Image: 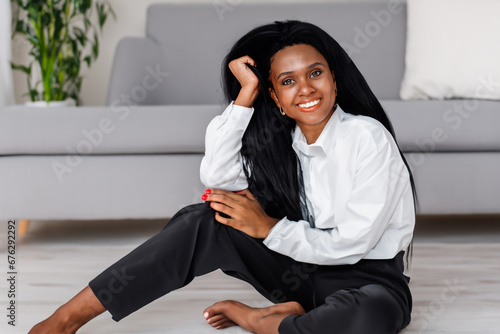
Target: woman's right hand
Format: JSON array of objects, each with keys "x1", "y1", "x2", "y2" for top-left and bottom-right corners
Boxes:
[{"x1": 228, "y1": 56, "x2": 260, "y2": 108}]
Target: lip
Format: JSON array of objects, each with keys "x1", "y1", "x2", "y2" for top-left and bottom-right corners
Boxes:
[{"x1": 296, "y1": 98, "x2": 322, "y2": 113}]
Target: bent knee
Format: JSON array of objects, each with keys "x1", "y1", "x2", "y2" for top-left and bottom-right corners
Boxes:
[
  {"x1": 280, "y1": 285, "x2": 403, "y2": 333},
  {"x1": 162, "y1": 202, "x2": 215, "y2": 230},
  {"x1": 322, "y1": 285, "x2": 403, "y2": 333}
]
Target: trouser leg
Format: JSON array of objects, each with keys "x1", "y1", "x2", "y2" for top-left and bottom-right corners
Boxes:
[
  {"x1": 89, "y1": 203, "x2": 314, "y2": 321},
  {"x1": 278, "y1": 284, "x2": 405, "y2": 334}
]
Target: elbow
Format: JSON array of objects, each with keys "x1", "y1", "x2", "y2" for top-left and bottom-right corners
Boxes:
[
  {"x1": 200, "y1": 170, "x2": 247, "y2": 191},
  {"x1": 200, "y1": 159, "x2": 248, "y2": 190},
  {"x1": 200, "y1": 170, "x2": 222, "y2": 189}
]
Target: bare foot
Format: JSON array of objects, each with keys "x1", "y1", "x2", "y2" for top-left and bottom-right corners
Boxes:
[
  {"x1": 28, "y1": 310, "x2": 80, "y2": 334},
  {"x1": 28, "y1": 286, "x2": 105, "y2": 334},
  {"x1": 203, "y1": 300, "x2": 305, "y2": 332}
]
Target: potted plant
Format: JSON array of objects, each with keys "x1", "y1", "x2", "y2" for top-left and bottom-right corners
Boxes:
[{"x1": 11, "y1": 0, "x2": 115, "y2": 106}]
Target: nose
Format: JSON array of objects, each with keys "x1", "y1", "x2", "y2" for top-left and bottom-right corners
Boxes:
[{"x1": 298, "y1": 78, "x2": 315, "y2": 96}]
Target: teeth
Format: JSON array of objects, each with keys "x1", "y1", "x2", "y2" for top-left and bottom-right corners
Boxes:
[{"x1": 298, "y1": 99, "x2": 320, "y2": 108}]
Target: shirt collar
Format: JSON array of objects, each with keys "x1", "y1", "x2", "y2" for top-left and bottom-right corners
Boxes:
[{"x1": 292, "y1": 104, "x2": 345, "y2": 158}]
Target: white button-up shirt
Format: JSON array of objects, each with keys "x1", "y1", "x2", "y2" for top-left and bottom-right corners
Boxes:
[{"x1": 200, "y1": 102, "x2": 415, "y2": 265}]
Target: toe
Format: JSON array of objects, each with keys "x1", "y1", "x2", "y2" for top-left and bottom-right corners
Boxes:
[
  {"x1": 216, "y1": 320, "x2": 237, "y2": 329},
  {"x1": 203, "y1": 300, "x2": 235, "y2": 318},
  {"x1": 207, "y1": 314, "x2": 225, "y2": 326}
]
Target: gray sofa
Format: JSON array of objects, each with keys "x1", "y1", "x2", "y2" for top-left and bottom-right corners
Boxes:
[{"x1": 1, "y1": 2, "x2": 499, "y2": 227}]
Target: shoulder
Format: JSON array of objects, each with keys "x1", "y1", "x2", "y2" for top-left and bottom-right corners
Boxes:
[{"x1": 338, "y1": 112, "x2": 396, "y2": 151}]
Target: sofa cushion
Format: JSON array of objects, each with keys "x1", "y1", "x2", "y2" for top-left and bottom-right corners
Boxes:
[
  {"x1": 400, "y1": 0, "x2": 500, "y2": 100},
  {"x1": 382, "y1": 100, "x2": 500, "y2": 152},
  {"x1": 0, "y1": 104, "x2": 221, "y2": 155}
]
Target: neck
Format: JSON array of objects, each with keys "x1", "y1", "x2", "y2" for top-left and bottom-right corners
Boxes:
[{"x1": 300, "y1": 105, "x2": 336, "y2": 144}]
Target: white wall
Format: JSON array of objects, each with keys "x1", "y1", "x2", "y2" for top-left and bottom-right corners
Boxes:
[
  {"x1": 1, "y1": 0, "x2": 14, "y2": 107},
  {"x1": 11, "y1": 0, "x2": 365, "y2": 106}
]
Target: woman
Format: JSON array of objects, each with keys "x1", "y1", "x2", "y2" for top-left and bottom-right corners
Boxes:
[{"x1": 30, "y1": 20, "x2": 415, "y2": 334}]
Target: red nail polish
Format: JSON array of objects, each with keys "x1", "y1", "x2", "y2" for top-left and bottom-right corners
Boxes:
[
  {"x1": 205, "y1": 189, "x2": 212, "y2": 194},
  {"x1": 201, "y1": 194, "x2": 207, "y2": 201}
]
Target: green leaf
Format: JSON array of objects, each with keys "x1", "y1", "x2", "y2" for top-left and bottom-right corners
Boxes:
[
  {"x1": 73, "y1": 27, "x2": 87, "y2": 46},
  {"x1": 92, "y1": 32, "x2": 98, "y2": 58},
  {"x1": 82, "y1": 0, "x2": 92, "y2": 13},
  {"x1": 41, "y1": 12, "x2": 51, "y2": 27},
  {"x1": 29, "y1": 89, "x2": 39, "y2": 101},
  {"x1": 11, "y1": 62, "x2": 32, "y2": 75},
  {"x1": 73, "y1": 0, "x2": 82, "y2": 12},
  {"x1": 83, "y1": 55, "x2": 92, "y2": 67},
  {"x1": 83, "y1": 17, "x2": 91, "y2": 31},
  {"x1": 75, "y1": 77, "x2": 82, "y2": 91},
  {"x1": 58, "y1": 69, "x2": 65, "y2": 83},
  {"x1": 14, "y1": 20, "x2": 25, "y2": 34},
  {"x1": 100, "y1": 12, "x2": 107, "y2": 29},
  {"x1": 108, "y1": 2, "x2": 117, "y2": 20},
  {"x1": 54, "y1": 11, "x2": 64, "y2": 36},
  {"x1": 25, "y1": 31, "x2": 40, "y2": 46},
  {"x1": 28, "y1": 51, "x2": 40, "y2": 59},
  {"x1": 70, "y1": 39, "x2": 78, "y2": 55},
  {"x1": 97, "y1": 3, "x2": 106, "y2": 28}
]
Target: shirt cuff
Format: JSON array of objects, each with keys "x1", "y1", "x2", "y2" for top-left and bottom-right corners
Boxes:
[
  {"x1": 225, "y1": 101, "x2": 254, "y2": 127},
  {"x1": 263, "y1": 216, "x2": 289, "y2": 247}
]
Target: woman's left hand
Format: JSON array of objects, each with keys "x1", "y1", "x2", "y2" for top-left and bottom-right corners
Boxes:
[{"x1": 202, "y1": 188, "x2": 281, "y2": 239}]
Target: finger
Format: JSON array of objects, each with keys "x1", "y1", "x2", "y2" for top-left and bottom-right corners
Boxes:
[
  {"x1": 209, "y1": 199, "x2": 238, "y2": 221},
  {"x1": 235, "y1": 188, "x2": 256, "y2": 200},
  {"x1": 209, "y1": 188, "x2": 237, "y2": 196},
  {"x1": 209, "y1": 201, "x2": 229, "y2": 214},
  {"x1": 244, "y1": 189, "x2": 257, "y2": 200},
  {"x1": 238, "y1": 55, "x2": 256, "y2": 67},
  {"x1": 206, "y1": 189, "x2": 242, "y2": 204},
  {"x1": 214, "y1": 211, "x2": 232, "y2": 226},
  {"x1": 229, "y1": 57, "x2": 256, "y2": 73}
]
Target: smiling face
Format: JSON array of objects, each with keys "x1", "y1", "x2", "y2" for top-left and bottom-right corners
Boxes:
[{"x1": 268, "y1": 44, "x2": 337, "y2": 144}]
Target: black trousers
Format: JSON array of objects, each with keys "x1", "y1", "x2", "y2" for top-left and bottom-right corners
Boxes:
[{"x1": 89, "y1": 203, "x2": 412, "y2": 333}]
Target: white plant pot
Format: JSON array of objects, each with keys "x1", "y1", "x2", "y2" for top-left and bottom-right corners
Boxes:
[{"x1": 25, "y1": 98, "x2": 76, "y2": 107}]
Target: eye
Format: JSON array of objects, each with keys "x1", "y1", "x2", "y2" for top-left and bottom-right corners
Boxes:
[
  {"x1": 311, "y1": 70, "x2": 322, "y2": 78},
  {"x1": 281, "y1": 78, "x2": 295, "y2": 86}
]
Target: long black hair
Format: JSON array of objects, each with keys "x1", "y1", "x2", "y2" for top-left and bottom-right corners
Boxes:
[{"x1": 221, "y1": 20, "x2": 417, "y2": 241}]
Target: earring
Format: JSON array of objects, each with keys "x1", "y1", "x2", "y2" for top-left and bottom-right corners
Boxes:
[{"x1": 279, "y1": 107, "x2": 285, "y2": 116}]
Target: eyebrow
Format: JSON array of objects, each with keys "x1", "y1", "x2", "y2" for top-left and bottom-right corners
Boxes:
[{"x1": 276, "y1": 62, "x2": 325, "y2": 80}]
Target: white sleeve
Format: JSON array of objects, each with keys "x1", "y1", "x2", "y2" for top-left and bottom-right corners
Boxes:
[
  {"x1": 263, "y1": 127, "x2": 412, "y2": 265},
  {"x1": 200, "y1": 101, "x2": 254, "y2": 190}
]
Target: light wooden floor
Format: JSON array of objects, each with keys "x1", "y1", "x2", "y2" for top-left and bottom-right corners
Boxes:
[{"x1": 1, "y1": 216, "x2": 499, "y2": 334}]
